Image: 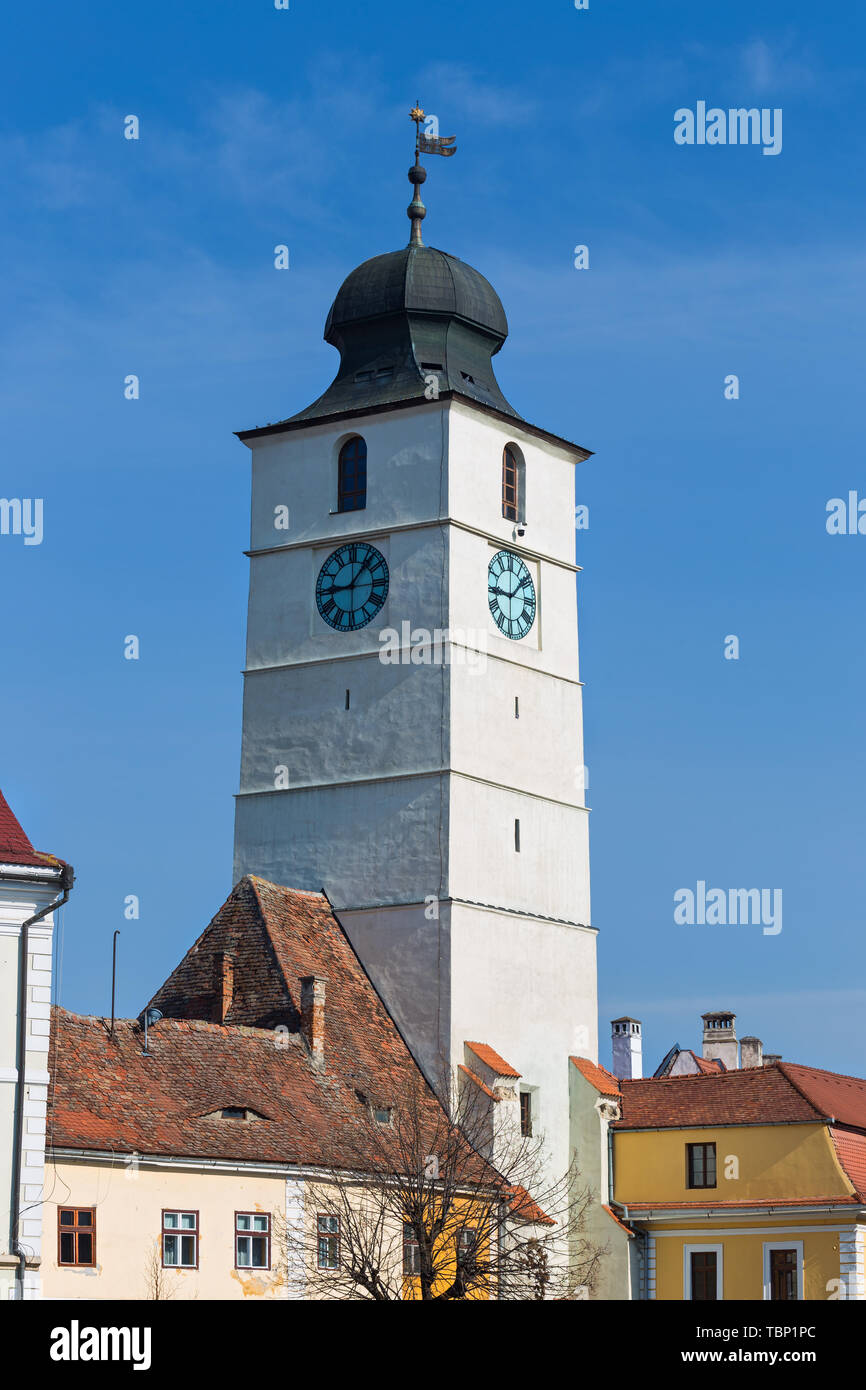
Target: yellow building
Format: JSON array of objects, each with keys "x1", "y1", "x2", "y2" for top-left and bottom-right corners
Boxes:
[{"x1": 574, "y1": 1056, "x2": 866, "y2": 1301}]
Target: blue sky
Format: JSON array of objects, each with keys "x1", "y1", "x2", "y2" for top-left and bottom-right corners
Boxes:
[{"x1": 2, "y1": 0, "x2": 864, "y2": 1074}]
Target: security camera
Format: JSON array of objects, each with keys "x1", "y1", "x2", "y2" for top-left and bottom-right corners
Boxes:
[{"x1": 515, "y1": 523, "x2": 526, "y2": 539}]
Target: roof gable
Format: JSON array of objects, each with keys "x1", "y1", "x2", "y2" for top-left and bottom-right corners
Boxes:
[{"x1": 0, "y1": 787, "x2": 53, "y2": 868}]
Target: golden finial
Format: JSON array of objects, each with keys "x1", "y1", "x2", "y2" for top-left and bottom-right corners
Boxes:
[{"x1": 409, "y1": 105, "x2": 425, "y2": 123}]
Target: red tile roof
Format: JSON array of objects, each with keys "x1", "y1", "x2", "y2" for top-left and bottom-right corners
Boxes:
[
  {"x1": 458, "y1": 1064, "x2": 498, "y2": 1101},
  {"x1": 508, "y1": 1185, "x2": 554, "y2": 1226},
  {"x1": 829, "y1": 1128, "x2": 866, "y2": 1200},
  {"x1": 0, "y1": 787, "x2": 56, "y2": 868},
  {"x1": 47, "y1": 877, "x2": 484, "y2": 1176},
  {"x1": 689, "y1": 1051, "x2": 725, "y2": 1075},
  {"x1": 615, "y1": 1065, "x2": 826, "y2": 1129},
  {"x1": 602, "y1": 1203, "x2": 633, "y2": 1235},
  {"x1": 780, "y1": 1063, "x2": 866, "y2": 1130},
  {"x1": 465, "y1": 1042, "x2": 521, "y2": 1078},
  {"x1": 570, "y1": 1056, "x2": 621, "y2": 1098},
  {"x1": 621, "y1": 1196, "x2": 859, "y2": 1211}
]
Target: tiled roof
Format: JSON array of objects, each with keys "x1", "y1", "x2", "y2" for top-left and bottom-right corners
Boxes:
[
  {"x1": 458, "y1": 1064, "x2": 498, "y2": 1101},
  {"x1": 0, "y1": 787, "x2": 56, "y2": 868},
  {"x1": 689, "y1": 1051, "x2": 725, "y2": 1075},
  {"x1": 829, "y1": 1128, "x2": 866, "y2": 1200},
  {"x1": 508, "y1": 1185, "x2": 554, "y2": 1226},
  {"x1": 621, "y1": 1196, "x2": 859, "y2": 1211},
  {"x1": 47, "y1": 877, "x2": 482, "y2": 1175},
  {"x1": 779, "y1": 1063, "x2": 866, "y2": 1130},
  {"x1": 570, "y1": 1056, "x2": 621, "y2": 1098},
  {"x1": 465, "y1": 1042, "x2": 521, "y2": 1079},
  {"x1": 615, "y1": 1065, "x2": 826, "y2": 1129},
  {"x1": 603, "y1": 1203, "x2": 633, "y2": 1235}
]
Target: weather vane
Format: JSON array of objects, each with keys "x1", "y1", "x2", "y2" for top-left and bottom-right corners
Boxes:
[{"x1": 407, "y1": 103, "x2": 457, "y2": 246}]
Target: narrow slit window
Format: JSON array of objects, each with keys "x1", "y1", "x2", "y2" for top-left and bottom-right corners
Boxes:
[
  {"x1": 502, "y1": 445, "x2": 525, "y2": 523},
  {"x1": 514, "y1": 696, "x2": 519, "y2": 719},
  {"x1": 338, "y1": 436, "x2": 367, "y2": 513},
  {"x1": 345, "y1": 689, "x2": 350, "y2": 710},
  {"x1": 514, "y1": 818, "x2": 521, "y2": 852}
]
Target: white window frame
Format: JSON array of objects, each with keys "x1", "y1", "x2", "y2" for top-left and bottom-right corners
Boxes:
[
  {"x1": 236, "y1": 1212, "x2": 271, "y2": 1270},
  {"x1": 763, "y1": 1240, "x2": 803, "y2": 1301},
  {"x1": 162, "y1": 1210, "x2": 198, "y2": 1269},
  {"x1": 683, "y1": 1242, "x2": 724, "y2": 1301}
]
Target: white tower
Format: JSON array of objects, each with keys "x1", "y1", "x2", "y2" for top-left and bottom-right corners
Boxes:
[{"x1": 233, "y1": 158, "x2": 596, "y2": 1175}]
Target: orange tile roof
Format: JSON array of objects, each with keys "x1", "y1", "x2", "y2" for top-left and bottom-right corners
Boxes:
[
  {"x1": 603, "y1": 1203, "x2": 633, "y2": 1235},
  {"x1": 689, "y1": 1051, "x2": 725, "y2": 1075},
  {"x1": 458, "y1": 1064, "x2": 498, "y2": 1101},
  {"x1": 780, "y1": 1063, "x2": 866, "y2": 1130},
  {"x1": 622, "y1": 1196, "x2": 859, "y2": 1210},
  {"x1": 508, "y1": 1185, "x2": 555, "y2": 1226},
  {"x1": 615, "y1": 1065, "x2": 825, "y2": 1129},
  {"x1": 830, "y1": 1127, "x2": 866, "y2": 1200},
  {"x1": 570, "y1": 1055, "x2": 621, "y2": 1097},
  {"x1": 465, "y1": 1042, "x2": 521, "y2": 1078}
]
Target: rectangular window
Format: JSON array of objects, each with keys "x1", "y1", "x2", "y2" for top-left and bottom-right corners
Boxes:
[
  {"x1": 162, "y1": 1210, "x2": 199, "y2": 1269},
  {"x1": 686, "y1": 1142, "x2": 717, "y2": 1189},
  {"x1": 520, "y1": 1091, "x2": 533, "y2": 1138},
  {"x1": 514, "y1": 818, "x2": 521, "y2": 852},
  {"x1": 236, "y1": 1212, "x2": 270, "y2": 1270},
  {"x1": 317, "y1": 1214, "x2": 340, "y2": 1270},
  {"x1": 768, "y1": 1246, "x2": 800, "y2": 1301},
  {"x1": 690, "y1": 1250, "x2": 718, "y2": 1301},
  {"x1": 57, "y1": 1208, "x2": 95, "y2": 1267},
  {"x1": 403, "y1": 1222, "x2": 422, "y2": 1276},
  {"x1": 456, "y1": 1226, "x2": 479, "y2": 1274}
]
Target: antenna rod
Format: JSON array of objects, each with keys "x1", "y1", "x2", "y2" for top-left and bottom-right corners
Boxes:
[{"x1": 110, "y1": 930, "x2": 120, "y2": 1037}]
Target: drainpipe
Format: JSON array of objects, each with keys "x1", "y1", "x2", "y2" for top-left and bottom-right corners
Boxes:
[{"x1": 11, "y1": 861, "x2": 74, "y2": 1300}]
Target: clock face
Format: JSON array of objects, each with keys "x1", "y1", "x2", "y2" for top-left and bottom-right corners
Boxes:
[
  {"x1": 316, "y1": 542, "x2": 389, "y2": 632},
  {"x1": 488, "y1": 550, "x2": 536, "y2": 640}
]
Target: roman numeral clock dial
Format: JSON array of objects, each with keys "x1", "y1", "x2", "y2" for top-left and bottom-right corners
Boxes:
[
  {"x1": 488, "y1": 549, "x2": 536, "y2": 640},
  {"x1": 316, "y1": 542, "x2": 389, "y2": 632}
]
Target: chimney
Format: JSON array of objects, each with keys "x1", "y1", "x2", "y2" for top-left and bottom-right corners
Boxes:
[
  {"x1": 214, "y1": 951, "x2": 235, "y2": 1024},
  {"x1": 740, "y1": 1036, "x2": 763, "y2": 1069},
  {"x1": 763, "y1": 1053, "x2": 783, "y2": 1066},
  {"x1": 611, "y1": 1017, "x2": 643, "y2": 1080},
  {"x1": 300, "y1": 975, "x2": 326, "y2": 1063},
  {"x1": 701, "y1": 1011, "x2": 738, "y2": 1069}
]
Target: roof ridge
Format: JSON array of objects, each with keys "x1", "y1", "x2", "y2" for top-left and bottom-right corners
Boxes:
[{"x1": 780, "y1": 1060, "x2": 866, "y2": 1085}]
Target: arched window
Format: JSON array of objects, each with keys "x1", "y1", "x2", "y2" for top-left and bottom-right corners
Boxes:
[
  {"x1": 502, "y1": 445, "x2": 525, "y2": 523},
  {"x1": 338, "y1": 436, "x2": 367, "y2": 512}
]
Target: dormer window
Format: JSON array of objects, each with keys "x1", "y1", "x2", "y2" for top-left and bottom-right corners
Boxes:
[
  {"x1": 221, "y1": 1107, "x2": 246, "y2": 1119},
  {"x1": 372, "y1": 1105, "x2": 392, "y2": 1125},
  {"x1": 338, "y1": 436, "x2": 367, "y2": 513}
]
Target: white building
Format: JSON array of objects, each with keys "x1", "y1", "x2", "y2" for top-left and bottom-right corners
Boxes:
[
  {"x1": 0, "y1": 789, "x2": 72, "y2": 1299},
  {"x1": 232, "y1": 168, "x2": 597, "y2": 1180}
]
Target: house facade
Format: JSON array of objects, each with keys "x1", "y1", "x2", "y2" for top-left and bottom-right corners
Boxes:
[{"x1": 572, "y1": 1022, "x2": 866, "y2": 1301}]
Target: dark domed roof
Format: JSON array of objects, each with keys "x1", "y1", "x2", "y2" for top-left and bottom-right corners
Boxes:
[{"x1": 325, "y1": 245, "x2": 508, "y2": 344}]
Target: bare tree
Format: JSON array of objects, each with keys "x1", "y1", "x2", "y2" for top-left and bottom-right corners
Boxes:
[
  {"x1": 143, "y1": 1239, "x2": 178, "y2": 1300},
  {"x1": 277, "y1": 1063, "x2": 605, "y2": 1301}
]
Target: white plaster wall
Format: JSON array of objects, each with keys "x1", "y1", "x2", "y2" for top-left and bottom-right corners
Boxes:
[
  {"x1": 446, "y1": 400, "x2": 581, "y2": 567},
  {"x1": 247, "y1": 402, "x2": 448, "y2": 556},
  {"x1": 448, "y1": 775, "x2": 590, "y2": 924},
  {"x1": 450, "y1": 902, "x2": 597, "y2": 1177}
]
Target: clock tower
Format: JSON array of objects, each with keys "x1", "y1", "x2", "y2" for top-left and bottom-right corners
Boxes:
[{"x1": 233, "y1": 142, "x2": 597, "y2": 1177}]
